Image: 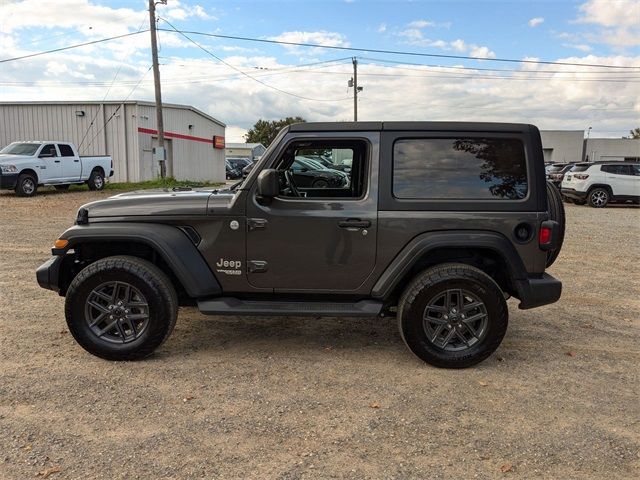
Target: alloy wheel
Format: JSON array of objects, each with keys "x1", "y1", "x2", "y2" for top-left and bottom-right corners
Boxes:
[
  {"x1": 84, "y1": 281, "x2": 150, "y2": 344},
  {"x1": 423, "y1": 289, "x2": 488, "y2": 351}
]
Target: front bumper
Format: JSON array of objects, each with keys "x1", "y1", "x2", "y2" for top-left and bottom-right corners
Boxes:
[
  {"x1": 516, "y1": 273, "x2": 562, "y2": 309},
  {"x1": 36, "y1": 256, "x2": 63, "y2": 293},
  {"x1": 0, "y1": 173, "x2": 18, "y2": 190},
  {"x1": 561, "y1": 188, "x2": 588, "y2": 201}
]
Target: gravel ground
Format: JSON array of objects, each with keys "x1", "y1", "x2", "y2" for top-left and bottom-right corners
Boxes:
[{"x1": 1, "y1": 187, "x2": 639, "y2": 479}]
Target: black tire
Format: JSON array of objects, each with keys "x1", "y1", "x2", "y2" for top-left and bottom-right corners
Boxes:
[
  {"x1": 65, "y1": 256, "x2": 178, "y2": 360},
  {"x1": 588, "y1": 187, "x2": 609, "y2": 208},
  {"x1": 54, "y1": 184, "x2": 70, "y2": 191},
  {"x1": 312, "y1": 179, "x2": 329, "y2": 188},
  {"x1": 545, "y1": 181, "x2": 565, "y2": 268},
  {"x1": 398, "y1": 263, "x2": 508, "y2": 368},
  {"x1": 15, "y1": 173, "x2": 38, "y2": 197},
  {"x1": 87, "y1": 169, "x2": 105, "y2": 191}
]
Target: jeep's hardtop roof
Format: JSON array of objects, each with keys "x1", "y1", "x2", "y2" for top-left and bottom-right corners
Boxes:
[{"x1": 287, "y1": 121, "x2": 537, "y2": 133}]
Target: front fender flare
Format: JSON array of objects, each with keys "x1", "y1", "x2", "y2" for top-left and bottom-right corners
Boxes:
[{"x1": 57, "y1": 223, "x2": 221, "y2": 298}]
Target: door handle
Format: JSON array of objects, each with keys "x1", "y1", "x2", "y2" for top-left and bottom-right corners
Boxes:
[
  {"x1": 338, "y1": 219, "x2": 371, "y2": 229},
  {"x1": 54, "y1": 160, "x2": 61, "y2": 163},
  {"x1": 74, "y1": 159, "x2": 79, "y2": 162},
  {"x1": 248, "y1": 218, "x2": 268, "y2": 231}
]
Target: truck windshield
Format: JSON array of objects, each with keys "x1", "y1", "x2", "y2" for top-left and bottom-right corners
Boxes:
[{"x1": 0, "y1": 143, "x2": 40, "y2": 156}]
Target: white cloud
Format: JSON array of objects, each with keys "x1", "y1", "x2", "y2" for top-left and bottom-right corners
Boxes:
[
  {"x1": 575, "y1": 0, "x2": 640, "y2": 47},
  {"x1": 397, "y1": 22, "x2": 494, "y2": 58},
  {"x1": 563, "y1": 43, "x2": 593, "y2": 52},
  {"x1": 377, "y1": 23, "x2": 387, "y2": 33},
  {"x1": 408, "y1": 19, "x2": 452, "y2": 29},
  {"x1": 267, "y1": 30, "x2": 349, "y2": 56},
  {"x1": 529, "y1": 17, "x2": 545, "y2": 27}
]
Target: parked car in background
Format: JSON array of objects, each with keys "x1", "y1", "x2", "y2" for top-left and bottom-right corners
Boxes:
[
  {"x1": 227, "y1": 157, "x2": 252, "y2": 171},
  {"x1": 546, "y1": 163, "x2": 575, "y2": 188},
  {"x1": 225, "y1": 160, "x2": 242, "y2": 180},
  {"x1": 292, "y1": 156, "x2": 349, "y2": 188},
  {"x1": 561, "y1": 162, "x2": 640, "y2": 207},
  {"x1": 0, "y1": 141, "x2": 112, "y2": 197}
]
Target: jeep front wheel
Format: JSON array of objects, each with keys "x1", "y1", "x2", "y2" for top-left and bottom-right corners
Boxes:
[
  {"x1": 65, "y1": 256, "x2": 178, "y2": 360},
  {"x1": 398, "y1": 263, "x2": 508, "y2": 368}
]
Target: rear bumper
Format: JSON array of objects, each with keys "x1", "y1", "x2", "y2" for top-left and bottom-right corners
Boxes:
[
  {"x1": 36, "y1": 256, "x2": 63, "y2": 293},
  {"x1": 516, "y1": 273, "x2": 562, "y2": 310},
  {"x1": 561, "y1": 188, "x2": 588, "y2": 201},
  {"x1": 0, "y1": 173, "x2": 18, "y2": 190}
]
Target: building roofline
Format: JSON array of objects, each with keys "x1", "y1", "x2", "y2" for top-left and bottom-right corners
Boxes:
[{"x1": 0, "y1": 100, "x2": 226, "y2": 128}]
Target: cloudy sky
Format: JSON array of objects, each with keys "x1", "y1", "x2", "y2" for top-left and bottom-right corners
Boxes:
[{"x1": 1, "y1": 0, "x2": 638, "y2": 141}]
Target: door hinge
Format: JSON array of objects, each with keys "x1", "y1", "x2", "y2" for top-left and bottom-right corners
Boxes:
[
  {"x1": 248, "y1": 260, "x2": 268, "y2": 273},
  {"x1": 248, "y1": 218, "x2": 268, "y2": 231}
]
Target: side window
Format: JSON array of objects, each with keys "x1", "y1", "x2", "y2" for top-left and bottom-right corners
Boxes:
[
  {"x1": 631, "y1": 164, "x2": 640, "y2": 176},
  {"x1": 393, "y1": 137, "x2": 528, "y2": 200},
  {"x1": 58, "y1": 144, "x2": 74, "y2": 157},
  {"x1": 40, "y1": 144, "x2": 58, "y2": 157},
  {"x1": 602, "y1": 165, "x2": 628, "y2": 175},
  {"x1": 276, "y1": 139, "x2": 368, "y2": 199}
]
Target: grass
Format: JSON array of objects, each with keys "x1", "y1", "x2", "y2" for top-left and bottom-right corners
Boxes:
[{"x1": 68, "y1": 177, "x2": 224, "y2": 192}]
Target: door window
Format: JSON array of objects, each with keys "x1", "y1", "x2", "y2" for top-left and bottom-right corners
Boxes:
[
  {"x1": 275, "y1": 140, "x2": 368, "y2": 199},
  {"x1": 602, "y1": 164, "x2": 631, "y2": 175},
  {"x1": 40, "y1": 144, "x2": 58, "y2": 157},
  {"x1": 58, "y1": 144, "x2": 75, "y2": 156}
]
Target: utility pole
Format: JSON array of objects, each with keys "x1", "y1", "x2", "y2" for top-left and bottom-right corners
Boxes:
[
  {"x1": 348, "y1": 57, "x2": 363, "y2": 121},
  {"x1": 149, "y1": 0, "x2": 167, "y2": 178}
]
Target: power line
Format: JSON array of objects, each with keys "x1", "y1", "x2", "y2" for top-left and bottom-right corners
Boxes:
[
  {"x1": 156, "y1": 28, "x2": 640, "y2": 70},
  {"x1": 0, "y1": 30, "x2": 149, "y2": 64},
  {"x1": 158, "y1": 18, "x2": 351, "y2": 102},
  {"x1": 81, "y1": 66, "x2": 152, "y2": 154},
  {"x1": 361, "y1": 56, "x2": 640, "y2": 75}
]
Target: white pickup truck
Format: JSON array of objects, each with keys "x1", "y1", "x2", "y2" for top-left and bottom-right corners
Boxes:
[{"x1": 0, "y1": 141, "x2": 113, "y2": 196}]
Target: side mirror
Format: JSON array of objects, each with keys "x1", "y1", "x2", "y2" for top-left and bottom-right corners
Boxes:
[{"x1": 257, "y1": 169, "x2": 280, "y2": 198}]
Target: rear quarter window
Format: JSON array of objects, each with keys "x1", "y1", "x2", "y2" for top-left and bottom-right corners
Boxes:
[{"x1": 393, "y1": 137, "x2": 528, "y2": 200}]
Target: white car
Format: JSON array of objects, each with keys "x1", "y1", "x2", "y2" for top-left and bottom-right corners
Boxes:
[
  {"x1": 0, "y1": 141, "x2": 113, "y2": 197},
  {"x1": 561, "y1": 162, "x2": 640, "y2": 207}
]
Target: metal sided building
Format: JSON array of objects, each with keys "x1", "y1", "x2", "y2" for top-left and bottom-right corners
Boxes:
[{"x1": 0, "y1": 101, "x2": 226, "y2": 183}]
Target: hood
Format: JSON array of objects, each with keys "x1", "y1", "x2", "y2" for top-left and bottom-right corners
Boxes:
[
  {"x1": 0, "y1": 154, "x2": 34, "y2": 165},
  {"x1": 80, "y1": 188, "x2": 236, "y2": 218}
]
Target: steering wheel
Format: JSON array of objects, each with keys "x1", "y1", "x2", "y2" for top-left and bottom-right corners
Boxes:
[{"x1": 284, "y1": 169, "x2": 301, "y2": 197}]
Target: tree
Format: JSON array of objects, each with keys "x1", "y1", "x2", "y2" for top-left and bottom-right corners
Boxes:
[
  {"x1": 244, "y1": 117, "x2": 306, "y2": 147},
  {"x1": 626, "y1": 127, "x2": 640, "y2": 139}
]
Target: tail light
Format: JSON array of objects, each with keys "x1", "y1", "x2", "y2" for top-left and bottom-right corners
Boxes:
[
  {"x1": 573, "y1": 173, "x2": 589, "y2": 180},
  {"x1": 539, "y1": 220, "x2": 558, "y2": 251}
]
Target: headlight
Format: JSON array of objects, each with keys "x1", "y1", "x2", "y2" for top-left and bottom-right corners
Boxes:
[{"x1": 0, "y1": 164, "x2": 18, "y2": 174}]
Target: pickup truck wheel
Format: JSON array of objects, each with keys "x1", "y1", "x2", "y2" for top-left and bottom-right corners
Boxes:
[
  {"x1": 87, "y1": 170, "x2": 105, "y2": 191},
  {"x1": 15, "y1": 173, "x2": 38, "y2": 197},
  {"x1": 398, "y1": 263, "x2": 508, "y2": 368},
  {"x1": 65, "y1": 256, "x2": 178, "y2": 360}
]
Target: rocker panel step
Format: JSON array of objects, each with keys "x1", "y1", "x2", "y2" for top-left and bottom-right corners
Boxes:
[{"x1": 197, "y1": 297, "x2": 383, "y2": 317}]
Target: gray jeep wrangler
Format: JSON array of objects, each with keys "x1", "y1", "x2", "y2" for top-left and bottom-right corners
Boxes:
[{"x1": 37, "y1": 122, "x2": 563, "y2": 368}]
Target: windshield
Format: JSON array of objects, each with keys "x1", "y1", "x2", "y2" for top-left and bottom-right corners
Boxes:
[{"x1": 0, "y1": 143, "x2": 40, "y2": 156}]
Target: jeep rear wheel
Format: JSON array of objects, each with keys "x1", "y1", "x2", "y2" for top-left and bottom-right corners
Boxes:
[
  {"x1": 398, "y1": 263, "x2": 508, "y2": 368},
  {"x1": 65, "y1": 256, "x2": 178, "y2": 360}
]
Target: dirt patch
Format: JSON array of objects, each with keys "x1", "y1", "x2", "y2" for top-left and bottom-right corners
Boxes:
[{"x1": 1, "y1": 188, "x2": 639, "y2": 479}]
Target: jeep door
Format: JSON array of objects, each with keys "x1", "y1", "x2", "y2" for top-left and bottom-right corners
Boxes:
[
  {"x1": 603, "y1": 164, "x2": 635, "y2": 196},
  {"x1": 245, "y1": 132, "x2": 379, "y2": 292}
]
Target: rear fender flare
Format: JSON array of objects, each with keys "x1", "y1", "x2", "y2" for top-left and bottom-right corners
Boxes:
[{"x1": 371, "y1": 230, "x2": 528, "y2": 299}]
